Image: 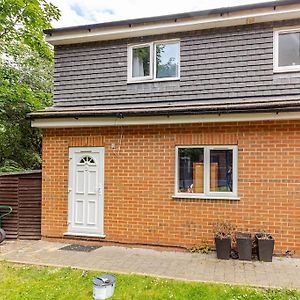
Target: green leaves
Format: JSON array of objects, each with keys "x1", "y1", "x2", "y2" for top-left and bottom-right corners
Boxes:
[
  {"x1": 0, "y1": 0, "x2": 60, "y2": 60},
  {"x1": 0, "y1": 0, "x2": 60, "y2": 172},
  {"x1": 0, "y1": 48, "x2": 52, "y2": 171}
]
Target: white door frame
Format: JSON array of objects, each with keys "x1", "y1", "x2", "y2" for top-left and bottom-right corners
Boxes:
[{"x1": 65, "y1": 147, "x2": 105, "y2": 237}]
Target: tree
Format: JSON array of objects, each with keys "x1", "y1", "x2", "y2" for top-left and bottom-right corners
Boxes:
[
  {"x1": 0, "y1": 0, "x2": 60, "y2": 172},
  {"x1": 0, "y1": 0, "x2": 60, "y2": 59}
]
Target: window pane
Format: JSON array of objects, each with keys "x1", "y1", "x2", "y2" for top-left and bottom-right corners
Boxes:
[
  {"x1": 210, "y1": 150, "x2": 233, "y2": 192},
  {"x1": 278, "y1": 32, "x2": 300, "y2": 67},
  {"x1": 132, "y1": 46, "x2": 150, "y2": 77},
  {"x1": 156, "y1": 43, "x2": 179, "y2": 78},
  {"x1": 178, "y1": 148, "x2": 204, "y2": 193}
]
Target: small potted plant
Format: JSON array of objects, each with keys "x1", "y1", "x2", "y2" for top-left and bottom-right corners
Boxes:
[
  {"x1": 213, "y1": 221, "x2": 234, "y2": 260},
  {"x1": 255, "y1": 231, "x2": 274, "y2": 262},
  {"x1": 236, "y1": 232, "x2": 252, "y2": 261}
]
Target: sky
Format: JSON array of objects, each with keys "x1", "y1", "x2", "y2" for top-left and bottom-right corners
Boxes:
[{"x1": 50, "y1": 0, "x2": 274, "y2": 28}]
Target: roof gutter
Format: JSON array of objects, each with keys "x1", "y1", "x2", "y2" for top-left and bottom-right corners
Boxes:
[
  {"x1": 45, "y1": 2, "x2": 300, "y2": 45},
  {"x1": 28, "y1": 97, "x2": 300, "y2": 119},
  {"x1": 31, "y1": 110, "x2": 300, "y2": 128}
]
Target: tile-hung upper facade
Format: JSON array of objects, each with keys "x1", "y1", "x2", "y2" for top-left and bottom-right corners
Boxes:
[
  {"x1": 52, "y1": 19, "x2": 300, "y2": 111},
  {"x1": 30, "y1": 0, "x2": 300, "y2": 118},
  {"x1": 31, "y1": 0, "x2": 300, "y2": 255}
]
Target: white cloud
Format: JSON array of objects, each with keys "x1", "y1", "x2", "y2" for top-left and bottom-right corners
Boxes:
[{"x1": 50, "y1": 0, "x2": 273, "y2": 28}]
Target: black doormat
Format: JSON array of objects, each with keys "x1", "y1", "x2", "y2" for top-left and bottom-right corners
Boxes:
[{"x1": 59, "y1": 244, "x2": 100, "y2": 252}]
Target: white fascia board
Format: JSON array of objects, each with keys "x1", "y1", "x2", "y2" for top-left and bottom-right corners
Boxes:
[
  {"x1": 31, "y1": 111, "x2": 300, "y2": 128},
  {"x1": 46, "y1": 5, "x2": 300, "y2": 45}
]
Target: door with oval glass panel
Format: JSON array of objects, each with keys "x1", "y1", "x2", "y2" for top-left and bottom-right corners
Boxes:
[{"x1": 67, "y1": 147, "x2": 104, "y2": 237}]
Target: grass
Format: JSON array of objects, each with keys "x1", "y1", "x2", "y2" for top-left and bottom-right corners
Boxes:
[{"x1": 0, "y1": 262, "x2": 299, "y2": 300}]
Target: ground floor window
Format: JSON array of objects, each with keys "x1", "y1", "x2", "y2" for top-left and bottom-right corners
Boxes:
[{"x1": 175, "y1": 145, "x2": 238, "y2": 199}]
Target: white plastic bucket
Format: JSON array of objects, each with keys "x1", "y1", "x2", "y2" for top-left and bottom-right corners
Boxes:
[{"x1": 93, "y1": 274, "x2": 116, "y2": 300}]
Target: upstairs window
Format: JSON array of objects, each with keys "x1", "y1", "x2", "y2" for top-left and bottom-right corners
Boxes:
[
  {"x1": 132, "y1": 45, "x2": 151, "y2": 79},
  {"x1": 274, "y1": 28, "x2": 300, "y2": 72},
  {"x1": 128, "y1": 40, "x2": 179, "y2": 82}
]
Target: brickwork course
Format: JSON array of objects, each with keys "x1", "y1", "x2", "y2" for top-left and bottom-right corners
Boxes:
[{"x1": 42, "y1": 120, "x2": 300, "y2": 255}]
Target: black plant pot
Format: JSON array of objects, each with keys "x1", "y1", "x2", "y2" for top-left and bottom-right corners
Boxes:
[
  {"x1": 236, "y1": 233, "x2": 252, "y2": 261},
  {"x1": 215, "y1": 237, "x2": 231, "y2": 260},
  {"x1": 256, "y1": 234, "x2": 274, "y2": 262}
]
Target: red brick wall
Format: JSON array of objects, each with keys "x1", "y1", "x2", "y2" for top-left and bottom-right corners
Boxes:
[{"x1": 41, "y1": 121, "x2": 300, "y2": 254}]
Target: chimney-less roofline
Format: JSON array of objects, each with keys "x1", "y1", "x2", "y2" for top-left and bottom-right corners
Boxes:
[
  {"x1": 44, "y1": 1, "x2": 300, "y2": 45},
  {"x1": 44, "y1": 0, "x2": 299, "y2": 35}
]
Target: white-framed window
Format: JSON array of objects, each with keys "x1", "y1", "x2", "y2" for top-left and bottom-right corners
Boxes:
[
  {"x1": 174, "y1": 145, "x2": 238, "y2": 200},
  {"x1": 274, "y1": 27, "x2": 300, "y2": 73},
  {"x1": 128, "y1": 40, "x2": 180, "y2": 82}
]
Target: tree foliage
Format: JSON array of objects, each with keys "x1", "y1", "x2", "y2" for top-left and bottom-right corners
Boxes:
[
  {"x1": 0, "y1": 0, "x2": 60, "y2": 172},
  {"x1": 0, "y1": 0, "x2": 60, "y2": 59}
]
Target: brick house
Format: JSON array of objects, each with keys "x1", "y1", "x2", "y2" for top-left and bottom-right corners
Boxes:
[{"x1": 30, "y1": 0, "x2": 300, "y2": 255}]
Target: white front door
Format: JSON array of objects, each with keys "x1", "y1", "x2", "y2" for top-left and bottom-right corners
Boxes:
[{"x1": 67, "y1": 147, "x2": 104, "y2": 237}]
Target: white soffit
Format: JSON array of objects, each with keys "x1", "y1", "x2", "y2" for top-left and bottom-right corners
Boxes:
[
  {"x1": 46, "y1": 4, "x2": 300, "y2": 45},
  {"x1": 31, "y1": 112, "x2": 300, "y2": 128}
]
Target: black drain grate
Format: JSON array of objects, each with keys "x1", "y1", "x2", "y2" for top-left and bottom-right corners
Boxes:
[{"x1": 59, "y1": 244, "x2": 100, "y2": 252}]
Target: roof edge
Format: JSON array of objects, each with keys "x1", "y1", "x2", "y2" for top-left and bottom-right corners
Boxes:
[
  {"x1": 28, "y1": 106, "x2": 300, "y2": 120},
  {"x1": 31, "y1": 111, "x2": 300, "y2": 128},
  {"x1": 45, "y1": 1, "x2": 300, "y2": 45},
  {"x1": 44, "y1": 0, "x2": 299, "y2": 35}
]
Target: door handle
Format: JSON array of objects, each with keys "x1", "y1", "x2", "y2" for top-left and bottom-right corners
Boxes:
[{"x1": 98, "y1": 187, "x2": 103, "y2": 195}]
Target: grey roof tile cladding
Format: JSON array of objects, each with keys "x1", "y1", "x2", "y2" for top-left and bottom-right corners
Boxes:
[{"x1": 36, "y1": 19, "x2": 300, "y2": 118}]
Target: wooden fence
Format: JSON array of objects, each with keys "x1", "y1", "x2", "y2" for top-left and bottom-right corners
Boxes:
[{"x1": 0, "y1": 171, "x2": 41, "y2": 240}]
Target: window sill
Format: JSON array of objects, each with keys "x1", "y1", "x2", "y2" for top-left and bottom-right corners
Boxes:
[
  {"x1": 273, "y1": 67, "x2": 300, "y2": 73},
  {"x1": 172, "y1": 194, "x2": 240, "y2": 200},
  {"x1": 127, "y1": 77, "x2": 180, "y2": 84}
]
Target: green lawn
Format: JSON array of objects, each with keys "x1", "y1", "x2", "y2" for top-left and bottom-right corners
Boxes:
[{"x1": 0, "y1": 262, "x2": 299, "y2": 300}]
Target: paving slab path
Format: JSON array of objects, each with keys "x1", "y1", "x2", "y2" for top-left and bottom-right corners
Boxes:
[{"x1": 0, "y1": 240, "x2": 299, "y2": 289}]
